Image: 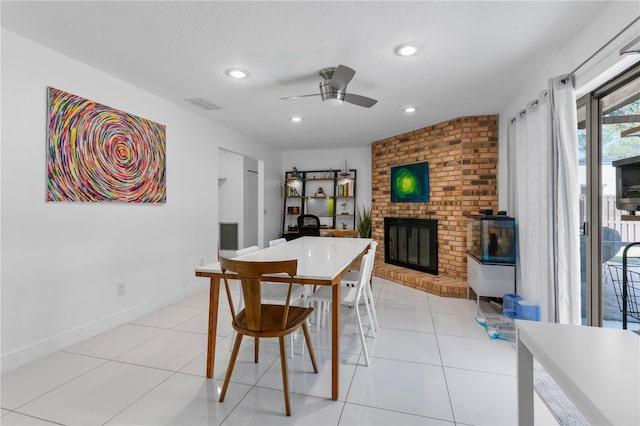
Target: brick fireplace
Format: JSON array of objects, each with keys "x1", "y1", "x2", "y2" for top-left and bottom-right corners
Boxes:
[{"x1": 371, "y1": 115, "x2": 499, "y2": 297}]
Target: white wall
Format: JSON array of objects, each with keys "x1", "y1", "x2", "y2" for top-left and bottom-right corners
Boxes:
[
  {"x1": 218, "y1": 149, "x2": 244, "y2": 248},
  {"x1": 283, "y1": 146, "x2": 372, "y2": 217},
  {"x1": 497, "y1": 1, "x2": 640, "y2": 210},
  {"x1": 243, "y1": 156, "x2": 259, "y2": 247},
  {"x1": 0, "y1": 30, "x2": 283, "y2": 372}
]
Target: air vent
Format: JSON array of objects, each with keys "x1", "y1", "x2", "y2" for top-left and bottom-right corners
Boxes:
[{"x1": 184, "y1": 98, "x2": 220, "y2": 111}]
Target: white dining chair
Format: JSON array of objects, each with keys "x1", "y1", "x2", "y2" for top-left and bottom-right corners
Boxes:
[
  {"x1": 307, "y1": 250, "x2": 377, "y2": 366},
  {"x1": 262, "y1": 282, "x2": 306, "y2": 357},
  {"x1": 340, "y1": 241, "x2": 379, "y2": 331},
  {"x1": 235, "y1": 246, "x2": 260, "y2": 256},
  {"x1": 342, "y1": 241, "x2": 377, "y2": 283},
  {"x1": 268, "y1": 237, "x2": 314, "y2": 356},
  {"x1": 269, "y1": 238, "x2": 287, "y2": 247}
]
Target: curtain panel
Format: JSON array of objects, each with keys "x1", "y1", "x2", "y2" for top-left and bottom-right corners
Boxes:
[{"x1": 507, "y1": 75, "x2": 580, "y2": 324}]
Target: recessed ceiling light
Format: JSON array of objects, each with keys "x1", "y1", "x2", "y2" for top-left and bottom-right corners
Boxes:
[
  {"x1": 226, "y1": 68, "x2": 249, "y2": 79},
  {"x1": 290, "y1": 116, "x2": 302, "y2": 122},
  {"x1": 403, "y1": 106, "x2": 417, "y2": 113},
  {"x1": 394, "y1": 43, "x2": 418, "y2": 57}
]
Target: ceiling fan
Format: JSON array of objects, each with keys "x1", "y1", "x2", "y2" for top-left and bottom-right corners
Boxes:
[{"x1": 280, "y1": 65, "x2": 377, "y2": 108}]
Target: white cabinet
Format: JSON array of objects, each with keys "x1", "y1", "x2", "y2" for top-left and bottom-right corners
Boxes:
[{"x1": 467, "y1": 254, "x2": 515, "y2": 313}]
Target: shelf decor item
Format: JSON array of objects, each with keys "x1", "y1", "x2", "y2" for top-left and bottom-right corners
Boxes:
[
  {"x1": 290, "y1": 166, "x2": 302, "y2": 179},
  {"x1": 46, "y1": 87, "x2": 166, "y2": 203},
  {"x1": 339, "y1": 160, "x2": 351, "y2": 177}
]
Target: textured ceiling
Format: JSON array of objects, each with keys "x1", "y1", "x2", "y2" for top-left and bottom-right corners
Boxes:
[{"x1": 2, "y1": 1, "x2": 606, "y2": 150}]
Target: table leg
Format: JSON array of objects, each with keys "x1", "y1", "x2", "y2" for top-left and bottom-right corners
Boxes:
[
  {"x1": 331, "y1": 283, "x2": 340, "y2": 400},
  {"x1": 517, "y1": 334, "x2": 534, "y2": 425},
  {"x1": 206, "y1": 277, "x2": 220, "y2": 378}
]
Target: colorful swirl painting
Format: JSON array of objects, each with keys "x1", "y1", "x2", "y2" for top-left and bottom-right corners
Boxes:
[{"x1": 47, "y1": 87, "x2": 166, "y2": 203}]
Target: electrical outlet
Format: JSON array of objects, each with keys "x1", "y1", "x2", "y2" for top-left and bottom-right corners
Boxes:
[{"x1": 117, "y1": 282, "x2": 126, "y2": 296}]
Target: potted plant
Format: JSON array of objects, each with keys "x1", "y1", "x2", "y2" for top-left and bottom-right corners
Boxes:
[{"x1": 357, "y1": 206, "x2": 372, "y2": 238}]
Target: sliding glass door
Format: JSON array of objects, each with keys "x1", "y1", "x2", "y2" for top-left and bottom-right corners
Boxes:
[{"x1": 580, "y1": 63, "x2": 640, "y2": 330}]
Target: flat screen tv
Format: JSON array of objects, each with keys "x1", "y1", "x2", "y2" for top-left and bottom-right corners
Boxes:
[{"x1": 391, "y1": 162, "x2": 429, "y2": 202}]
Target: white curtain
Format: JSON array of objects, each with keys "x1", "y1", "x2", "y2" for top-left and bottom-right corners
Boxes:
[
  {"x1": 549, "y1": 75, "x2": 581, "y2": 324},
  {"x1": 507, "y1": 74, "x2": 580, "y2": 324}
]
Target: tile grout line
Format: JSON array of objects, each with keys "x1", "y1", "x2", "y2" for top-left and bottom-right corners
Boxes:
[
  {"x1": 101, "y1": 370, "x2": 179, "y2": 426},
  {"x1": 1, "y1": 409, "x2": 67, "y2": 425},
  {"x1": 5, "y1": 356, "x2": 109, "y2": 422},
  {"x1": 430, "y1": 294, "x2": 458, "y2": 425}
]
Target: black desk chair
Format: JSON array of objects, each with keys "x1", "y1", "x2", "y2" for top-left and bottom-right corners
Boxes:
[{"x1": 297, "y1": 214, "x2": 321, "y2": 237}]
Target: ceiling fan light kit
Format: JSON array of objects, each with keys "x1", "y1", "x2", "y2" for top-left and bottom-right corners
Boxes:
[{"x1": 319, "y1": 78, "x2": 345, "y2": 105}]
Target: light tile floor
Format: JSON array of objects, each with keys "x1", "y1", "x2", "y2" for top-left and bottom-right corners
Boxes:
[{"x1": 1, "y1": 277, "x2": 560, "y2": 425}]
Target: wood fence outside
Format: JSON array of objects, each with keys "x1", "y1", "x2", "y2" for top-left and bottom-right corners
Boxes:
[{"x1": 602, "y1": 194, "x2": 640, "y2": 243}]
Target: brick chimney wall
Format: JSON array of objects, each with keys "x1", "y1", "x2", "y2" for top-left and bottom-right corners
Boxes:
[{"x1": 371, "y1": 115, "x2": 499, "y2": 281}]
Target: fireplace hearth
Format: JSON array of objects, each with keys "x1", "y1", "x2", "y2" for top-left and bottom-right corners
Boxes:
[{"x1": 384, "y1": 218, "x2": 438, "y2": 275}]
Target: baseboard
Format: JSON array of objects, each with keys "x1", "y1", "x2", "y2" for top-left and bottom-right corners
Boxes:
[{"x1": 1, "y1": 282, "x2": 208, "y2": 374}]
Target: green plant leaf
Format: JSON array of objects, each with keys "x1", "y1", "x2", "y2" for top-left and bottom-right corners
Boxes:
[{"x1": 357, "y1": 205, "x2": 372, "y2": 238}]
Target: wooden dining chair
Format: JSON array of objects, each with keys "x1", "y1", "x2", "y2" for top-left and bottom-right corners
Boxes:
[
  {"x1": 227, "y1": 246, "x2": 261, "y2": 350},
  {"x1": 235, "y1": 243, "x2": 306, "y2": 357},
  {"x1": 219, "y1": 257, "x2": 318, "y2": 416}
]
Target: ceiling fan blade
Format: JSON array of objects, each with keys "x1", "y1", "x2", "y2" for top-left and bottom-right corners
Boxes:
[
  {"x1": 329, "y1": 65, "x2": 355, "y2": 90},
  {"x1": 344, "y1": 93, "x2": 378, "y2": 108},
  {"x1": 279, "y1": 93, "x2": 321, "y2": 100}
]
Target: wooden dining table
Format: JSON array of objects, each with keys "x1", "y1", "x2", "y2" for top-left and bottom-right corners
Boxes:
[{"x1": 195, "y1": 236, "x2": 373, "y2": 400}]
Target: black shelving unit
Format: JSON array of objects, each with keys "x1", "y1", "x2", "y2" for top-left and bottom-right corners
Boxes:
[{"x1": 282, "y1": 169, "x2": 356, "y2": 239}]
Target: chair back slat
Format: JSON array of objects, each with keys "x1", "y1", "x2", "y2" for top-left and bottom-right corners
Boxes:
[
  {"x1": 241, "y1": 276, "x2": 263, "y2": 330},
  {"x1": 222, "y1": 272, "x2": 237, "y2": 319},
  {"x1": 220, "y1": 257, "x2": 297, "y2": 332},
  {"x1": 281, "y1": 276, "x2": 295, "y2": 329}
]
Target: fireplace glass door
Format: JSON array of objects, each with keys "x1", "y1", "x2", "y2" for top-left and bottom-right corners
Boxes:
[{"x1": 385, "y1": 218, "x2": 437, "y2": 275}]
